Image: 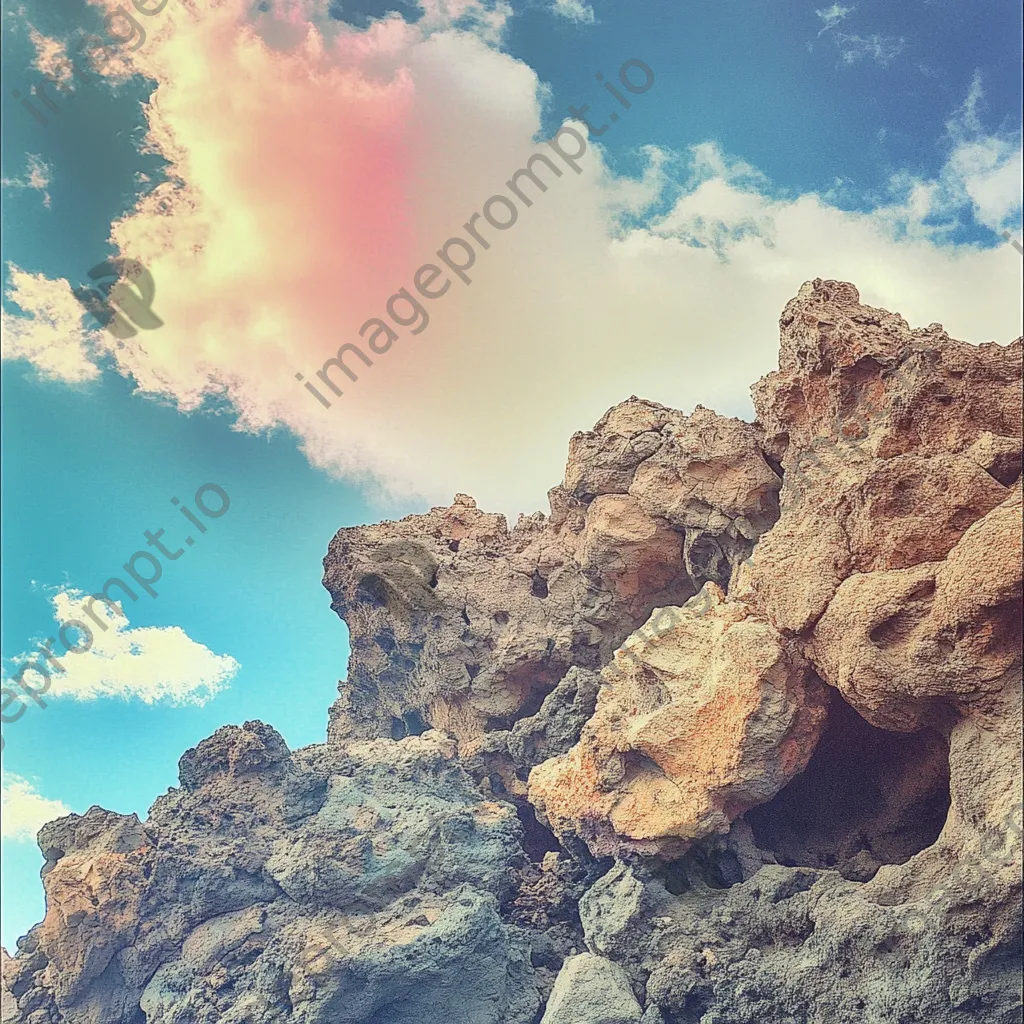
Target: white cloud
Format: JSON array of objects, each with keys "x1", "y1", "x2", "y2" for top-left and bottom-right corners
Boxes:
[
  {"x1": 551, "y1": 0, "x2": 595, "y2": 24},
  {"x1": 881, "y1": 72, "x2": 1024, "y2": 235},
  {"x1": 1, "y1": 3, "x2": 1020, "y2": 522},
  {"x1": 1, "y1": 154, "x2": 52, "y2": 208},
  {"x1": 0, "y1": 265, "x2": 104, "y2": 383},
  {"x1": 815, "y1": 3, "x2": 854, "y2": 35},
  {"x1": 833, "y1": 32, "x2": 906, "y2": 66},
  {"x1": 941, "y1": 73, "x2": 1023, "y2": 231},
  {"x1": 417, "y1": 0, "x2": 513, "y2": 44},
  {"x1": 1, "y1": 774, "x2": 70, "y2": 841},
  {"x1": 4, "y1": 588, "x2": 239, "y2": 706}
]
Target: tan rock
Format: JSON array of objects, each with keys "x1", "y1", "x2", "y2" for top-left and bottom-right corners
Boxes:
[
  {"x1": 323, "y1": 403, "x2": 779, "y2": 747},
  {"x1": 809, "y1": 484, "x2": 1023, "y2": 730},
  {"x1": 747, "y1": 452, "x2": 1009, "y2": 633},
  {"x1": 743, "y1": 278, "x2": 1021, "y2": 737},
  {"x1": 529, "y1": 586, "x2": 828, "y2": 857}
]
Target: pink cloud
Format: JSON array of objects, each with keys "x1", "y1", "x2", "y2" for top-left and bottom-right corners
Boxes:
[{"x1": 7, "y1": 2, "x2": 1020, "y2": 517}]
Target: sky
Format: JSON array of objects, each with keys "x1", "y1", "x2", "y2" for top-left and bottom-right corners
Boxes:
[{"x1": 0, "y1": 0, "x2": 1021, "y2": 948}]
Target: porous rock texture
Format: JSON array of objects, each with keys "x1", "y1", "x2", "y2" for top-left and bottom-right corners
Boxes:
[{"x1": 3, "y1": 280, "x2": 1021, "y2": 1024}]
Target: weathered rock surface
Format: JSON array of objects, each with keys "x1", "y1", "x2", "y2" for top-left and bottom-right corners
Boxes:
[
  {"x1": 540, "y1": 953, "x2": 643, "y2": 1024},
  {"x1": 4, "y1": 723, "x2": 541, "y2": 1024},
  {"x1": 322, "y1": 403, "x2": 780, "y2": 747},
  {"x1": 4, "y1": 280, "x2": 1021, "y2": 1024},
  {"x1": 529, "y1": 585, "x2": 830, "y2": 857}
]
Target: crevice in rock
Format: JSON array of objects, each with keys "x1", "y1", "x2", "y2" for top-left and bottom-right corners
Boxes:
[
  {"x1": 986, "y1": 458, "x2": 1021, "y2": 487},
  {"x1": 516, "y1": 801, "x2": 562, "y2": 863},
  {"x1": 653, "y1": 842, "x2": 746, "y2": 895},
  {"x1": 388, "y1": 709, "x2": 429, "y2": 739},
  {"x1": 744, "y1": 693, "x2": 951, "y2": 881}
]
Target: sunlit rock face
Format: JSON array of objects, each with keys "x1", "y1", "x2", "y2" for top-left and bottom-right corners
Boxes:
[
  {"x1": 321, "y1": 402, "x2": 779, "y2": 748},
  {"x1": 529, "y1": 585, "x2": 829, "y2": 858},
  {"x1": 4, "y1": 281, "x2": 1020, "y2": 1024}
]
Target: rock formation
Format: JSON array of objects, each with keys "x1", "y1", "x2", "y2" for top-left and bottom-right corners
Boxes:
[{"x1": 4, "y1": 280, "x2": 1021, "y2": 1024}]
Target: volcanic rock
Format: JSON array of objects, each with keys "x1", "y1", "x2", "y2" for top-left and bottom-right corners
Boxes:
[{"x1": 4, "y1": 280, "x2": 1021, "y2": 1024}]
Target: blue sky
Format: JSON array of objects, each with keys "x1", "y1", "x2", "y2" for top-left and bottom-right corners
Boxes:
[{"x1": 1, "y1": 0, "x2": 1021, "y2": 947}]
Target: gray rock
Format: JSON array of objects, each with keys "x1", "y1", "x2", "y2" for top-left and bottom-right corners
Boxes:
[
  {"x1": 3, "y1": 724, "x2": 540, "y2": 1024},
  {"x1": 508, "y1": 667, "x2": 601, "y2": 769},
  {"x1": 322, "y1": 404, "x2": 778, "y2": 749},
  {"x1": 540, "y1": 953, "x2": 643, "y2": 1024}
]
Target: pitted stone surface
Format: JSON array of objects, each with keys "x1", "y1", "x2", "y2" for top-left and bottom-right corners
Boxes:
[{"x1": 4, "y1": 281, "x2": 1020, "y2": 1024}]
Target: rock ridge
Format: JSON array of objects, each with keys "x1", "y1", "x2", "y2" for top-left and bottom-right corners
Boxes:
[{"x1": 4, "y1": 279, "x2": 1021, "y2": 1024}]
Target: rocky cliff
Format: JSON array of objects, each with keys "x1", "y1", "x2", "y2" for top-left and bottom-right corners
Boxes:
[{"x1": 4, "y1": 280, "x2": 1022, "y2": 1024}]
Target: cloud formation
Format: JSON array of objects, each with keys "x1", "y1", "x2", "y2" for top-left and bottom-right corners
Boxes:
[
  {"x1": 1, "y1": 154, "x2": 52, "y2": 208},
  {"x1": 0, "y1": 774, "x2": 70, "y2": 841},
  {"x1": 551, "y1": 0, "x2": 595, "y2": 24},
  {"x1": 5, "y1": 588, "x2": 239, "y2": 706},
  {"x1": 3, "y1": 0, "x2": 1021, "y2": 519},
  {"x1": 1, "y1": 266, "x2": 103, "y2": 382},
  {"x1": 833, "y1": 31, "x2": 906, "y2": 66},
  {"x1": 814, "y1": 3, "x2": 854, "y2": 35}
]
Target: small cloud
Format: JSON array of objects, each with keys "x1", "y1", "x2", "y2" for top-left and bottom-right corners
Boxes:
[
  {"x1": 1, "y1": 264, "x2": 105, "y2": 383},
  {"x1": 815, "y1": 3, "x2": 854, "y2": 35},
  {"x1": 1, "y1": 773, "x2": 70, "y2": 841},
  {"x1": 1, "y1": 154, "x2": 52, "y2": 208},
  {"x1": 834, "y1": 32, "x2": 906, "y2": 67},
  {"x1": 3, "y1": 587, "x2": 239, "y2": 706},
  {"x1": 947, "y1": 70, "x2": 985, "y2": 140},
  {"x1": 417, "y1": 0, "x2": 513, "y2": 45},
  {"x1": 935, "y1": 72, "x2": 1023, "y2": 233},
  {"x1": 878, "y1": 79, "x2": 1022, "y2": 240},
  {"x1": 551, "y1": 0, "x2": 595, "y2": 24}
]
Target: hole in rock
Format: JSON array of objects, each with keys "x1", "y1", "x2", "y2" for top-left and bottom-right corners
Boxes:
[
  {"x1": 745, "y1": 694, "x2": 951, "y2": 881},
  {"x1": 389, "y1": 709, "x2": 429, "y2": 740},
  {"x1": 448, "y1": 539, "x2": 460, "y2": 552},
  {"x1": 484, "y1": 687, "x2": 549, "y2": 733},
  {"x1": 493, "y1": 610, "x2": 510, "y2": 625},
  {"x1": 687, "y1": 536, "x2": 728, "y2": 586},
  {"x1": 987, "y1": 456, "x2": 1021, "y2": 487},
  {"x1": 356, "y1": 573, "x2": 390, "y2": 608},
  {"x1": 657, "y1": 843, "x2": 744, "y2": 895},
  {"x1": 531, "y1": 571, "x2": 550, "y2": 599},
  {"x1": 516, "y1": 801, "x2": 562, "y2": 862}
]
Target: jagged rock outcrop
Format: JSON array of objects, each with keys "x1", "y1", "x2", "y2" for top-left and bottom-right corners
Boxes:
[
  {"x1": 529, "y1": 585, "x2": 830, "y2": 857},
  {"x1": 322, "y1": 404, "x2": 780, "y2": 747},
  {"x1": 4, "y1": 723, "x2": 543, "y2": 1024},
  {"x1": 4, "y1": 280, "x2": 1021, "y2": 1024},
  {"x1": 531, "y1": 279, "x2": 1021, "y2": 862}
]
